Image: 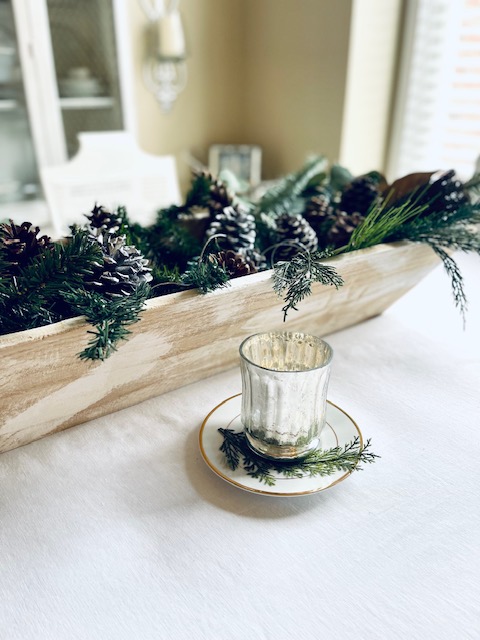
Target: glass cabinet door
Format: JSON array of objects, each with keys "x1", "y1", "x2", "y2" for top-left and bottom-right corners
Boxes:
[
  {"x1": 46, "y1": 0, "x2": 124, "y2": 157},
  {"x1": 0, "y1": 0, "x2": 41, "y2": 207},
  {"x1": 0, "y1": 0, "x2": 133, "y2": 228}
]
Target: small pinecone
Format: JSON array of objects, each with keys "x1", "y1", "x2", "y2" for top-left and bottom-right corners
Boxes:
[
  {"x1": 208, "y1": 249, "x2": 257, "y2": 278},
  {"x1": 0, "y1": 219, "x2": 53, "y2": 272},
  {"x1": 272, "y1": 213, "x2": 318, "y2": 261},
  {"x1": 339, "y1": 176, "x2": 380, "y2": 216},
  {"x1": 206, "y1": 205, "x2": 256, "y2": 253},
  {"x1": 416, "y1": 169, "x2": 469, "y2": 217},
  {"x1": 87, "y1": 233, "x2": 152, "y2": 298},
  {"x1": 326, "y1": 211, "x2": 364, "y2": 247},
  {"x1": 304, "y1": 189, "x2": 335, "y2": 234},
  {"x1": 207, "y1": 174, "x2": 234, "y2": 216},
  {"x1": 85, "y1": 204, "x2": 121, "y2": 237},
  {"x1": 243, "y1": 247, "x2": 267, "y2": 271}
]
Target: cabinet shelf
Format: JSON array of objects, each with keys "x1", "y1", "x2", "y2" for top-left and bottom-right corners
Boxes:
[
  {"x1": 59, "y1": 96, "x2": 115, "y2": 110},
  {"x1": 0, "y1": 99, "x2": 19, "y2": 111}
]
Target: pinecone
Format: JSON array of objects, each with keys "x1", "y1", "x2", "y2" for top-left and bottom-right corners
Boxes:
[
  {"x1": 272, "y1": 213, "x2": 318, "y2": 261},
  {"x1": 326, "y1": 211, "x2": 364, "y2": 247},
  {"x1": 304, "y1": 189, "x2": 335, "y2": 234},
  {"x1": 208, "y1": 249, "x2": 257, "y2": 278},
  {"x1": 85, "y1": 204, "x2": 121, "y2": 237},
  {"x1": 206, "y1": 174, "x2": 234, "y2": 216},
  {"x1": 86, "y1": 233, "x2": 152, "y2": 298},
  {"x1": 243, "y1": 247, "x2": 267, "y2": 271},
  {"x1": 206, "y1": 205, "x2": 256, "y2": 253},
  {"x1": 339, "y1": 176, "x2": 381, "y2": 216},
  {"x1": 414, "y1": 169, "x2": 469, "y2": 217},
  {"x1": 0, "y1": 219, "x2": 53, "y2": 272}
]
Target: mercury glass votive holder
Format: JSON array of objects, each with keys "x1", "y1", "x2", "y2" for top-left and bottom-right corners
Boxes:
[{"x1": 239, "y1": 331, "x2": 333, "y2": 460}]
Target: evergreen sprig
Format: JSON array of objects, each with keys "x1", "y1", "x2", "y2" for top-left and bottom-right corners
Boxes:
[
  {"x1": 185, "y1": 171, "x2": 215, "y2": 208},
  {"x1": 144, "y1": 206, "x2": 201, "y2": 272},
  {"x1": 385, "y1": 200, "x2": 480, "y2": 322},
  {"x1": 272, "y1": 249, "x2": 344, "y2": 320},
  {"x1": 61, "y1": 281, "x2": 150, "y2": 361},
  {"x1": 256, "y1": 155, "x2": 327, "y2": 219},
  {"x1": 181, "y1": 259, "x2": 230, "y2": 294},
  {"x1": 347, "y1": 197, "x2": 428, "y2": 251},
  {"x1": 180, "y1": 234, "x2": 231, "y2": 294},
  {"x1": 0, "y1": 228, "x2": 103, "y2": 335},
  {"x1": 219, "y1": 428, "x2": 379, "y2": 486}
]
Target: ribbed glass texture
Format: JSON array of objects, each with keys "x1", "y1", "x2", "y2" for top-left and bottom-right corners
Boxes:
[{"x1": 240, "y1": 331, "x2": 333, "y2": 460}]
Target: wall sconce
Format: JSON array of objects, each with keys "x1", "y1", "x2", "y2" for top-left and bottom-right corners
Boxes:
[{"x1": 140, "y1": 0, "x2": 188, "y2": 113}]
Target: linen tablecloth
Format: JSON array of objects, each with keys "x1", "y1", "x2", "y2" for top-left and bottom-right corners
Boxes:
[{"x1": 1, "y1": 254, "x2": 479, "y2": 640}]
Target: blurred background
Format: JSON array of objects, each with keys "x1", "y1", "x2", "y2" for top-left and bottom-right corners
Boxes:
[{"x1": 0, "y1": 0, "x2": 478, "y2": 231}]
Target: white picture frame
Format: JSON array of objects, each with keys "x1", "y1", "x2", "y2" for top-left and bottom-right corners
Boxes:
[{"x1": 209, "y1": 144, "x2": 262, "y2": 186}]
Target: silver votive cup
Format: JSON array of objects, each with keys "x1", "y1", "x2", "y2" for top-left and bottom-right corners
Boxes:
[{"x1": 239, "y1": 331, "x2": 333, "y2": 460}]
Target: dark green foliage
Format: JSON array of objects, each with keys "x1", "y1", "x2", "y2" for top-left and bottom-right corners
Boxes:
[
  {"x1": 0, "y1": 225, "x2": 150, "y2": 360},
  {"x1": 143, "y1": 206, "x2": 202, "y2": 272},
  {"x1": 272, "y1": 249, "x2": 344, "y2": 320},
  {"x1": 255, "y1": 155, "x2": 327, "y2": 219},
  {"x1": 1, "y1": 159, "x2": 479, "y2": 363},
  {"x1": 61, "y1": 282, "x2": 150, "y2": 361},
  {"x1": 181, "y1": 257, "x2": 230, "y2": 294},
  {"x1": 219, "y1": 428, "x2": 379, "y2": 486},
  {"x1": 184, "y1": 171, "x2": 214, "y2": 208},
  {"x1": 387, "y1": 201, "x2": 480, "y2": 322},
  {"x1": 0, "y1": 228, "x2": 103, "y2": 335}
]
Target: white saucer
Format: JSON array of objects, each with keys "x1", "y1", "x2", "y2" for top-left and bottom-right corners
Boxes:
[{"x1": 199, "y1": 393, "x2": 363, "y2": 497}]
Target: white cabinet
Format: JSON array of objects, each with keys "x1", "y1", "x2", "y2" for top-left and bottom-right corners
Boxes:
[{"x1": 0, "y1": 0, "x2": 135, "y2": 228}]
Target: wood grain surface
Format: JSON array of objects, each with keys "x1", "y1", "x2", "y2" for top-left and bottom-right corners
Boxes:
[{"x1": 0, "y1": 242, "x2": 439, "y2": 453}]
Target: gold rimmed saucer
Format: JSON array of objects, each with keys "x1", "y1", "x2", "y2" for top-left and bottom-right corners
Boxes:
[{"x1": 199, "y1": 393, "x2": 362, "y2": 497}]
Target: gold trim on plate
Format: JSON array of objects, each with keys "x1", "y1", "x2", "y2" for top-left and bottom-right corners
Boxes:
[{"x1": 199, "y1": 393, "x2": 363, "y2": 497}]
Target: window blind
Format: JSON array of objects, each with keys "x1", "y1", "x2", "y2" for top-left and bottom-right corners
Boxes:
[{"x1": 388, "y1": 0, "x2": 480, "y2": 180}]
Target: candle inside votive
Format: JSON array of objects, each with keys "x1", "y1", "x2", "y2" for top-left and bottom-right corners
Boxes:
[
  {"x1": 158, "y1": 11, "x2": 186, "y2": 59},
  {"x1": 240, "y1": 331, "x2": 333, "y2": 460}
]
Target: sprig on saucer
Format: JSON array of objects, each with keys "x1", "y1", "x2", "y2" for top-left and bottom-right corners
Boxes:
[{"x1": 218, "y1": 428, "x2": 379, "y2": 486}]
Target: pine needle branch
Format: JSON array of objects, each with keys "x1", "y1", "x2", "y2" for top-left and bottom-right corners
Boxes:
[
  {"x1": 348, "y1": 196, "x2": 429, "y2": 251},
  {"x1": 256, "y1": 156, "x2": 327, "y2": 218},
  {"x1": 61, "y1": 282, "x2": 150, "y2": 361},
  {"x1": 428, "y1": 244, "x2": 468, "y2": 324},
  {"x1": 272, "y1": 249, "x2": 344, "y2": 320},
  {"x1": 219, "y1": 428, "x2": 379, "y2": 486}
]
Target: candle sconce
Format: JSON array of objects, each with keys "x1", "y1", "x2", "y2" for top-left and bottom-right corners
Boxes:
[{"x1": 139, "y1": 0, "x2": 188, "y2": 113}]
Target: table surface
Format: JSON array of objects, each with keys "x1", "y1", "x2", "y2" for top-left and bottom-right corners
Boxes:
[{"x1": 1, "y1": 252, "x2": 479, "y2": 640}]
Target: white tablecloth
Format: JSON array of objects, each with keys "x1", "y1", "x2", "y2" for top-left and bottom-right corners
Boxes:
[{"x1": 1, "y1": 254, "x2": 479, "y2": 640}]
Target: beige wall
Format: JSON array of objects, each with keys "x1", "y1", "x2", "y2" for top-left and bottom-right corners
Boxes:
[
  {"x1": 243, "y1": 0, "x2": 352, "y2": 178},
  {"x1": 128, "y1": 0, "x2": 247, "y2": 191},
  {"x1": 128, "y1": 0, "x2": 399, "y2": 193}
]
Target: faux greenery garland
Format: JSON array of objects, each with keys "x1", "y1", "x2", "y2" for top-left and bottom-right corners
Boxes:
[{"x1": 0, "y1": 156, "x2": 479, "y2": 361}]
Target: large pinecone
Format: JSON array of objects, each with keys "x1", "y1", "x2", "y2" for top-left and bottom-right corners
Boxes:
[
  {"x1": 87, "y1": 233, "x2": 152, "y2": 298},
  {"x1": 0, "y1": 219, "x2": 53, "y2": 272},
  {"x1": 85, "y1": 204, "x2": 122, "y2": 237},
  {"x1": 208, "y1": 249, "x2": 257, "y2": 278},
  {"x1": 206, "y1": 205, "x2": 256, "y2": 253},
  {"x1": 414, "y1": 169, "x2": 469, "y2": 217},
  {"x1": 272, "y1": 213, "x2": 318, "y2": 261},
  {"x1": 326, "y1": 211, "x2": 364, "y2": 248},
  {"x1": 339, "y1": 175, "x2": 380, "y2": 216}
]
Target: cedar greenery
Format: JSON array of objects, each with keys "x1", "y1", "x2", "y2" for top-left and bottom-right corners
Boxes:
[
  {"x1": 272, "y1": 249, "x2": 344, "y2": 320},
  {"x1": 219, "y1": 428, "x2": 379, "y2": 486},
  {"x1": 0, "y1": 156, "x2": 479, "y2": 361}
]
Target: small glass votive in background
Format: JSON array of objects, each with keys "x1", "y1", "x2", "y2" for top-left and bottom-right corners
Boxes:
[{"x1": 239, "y1": 331, "x2": 333, "y2": 460}]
